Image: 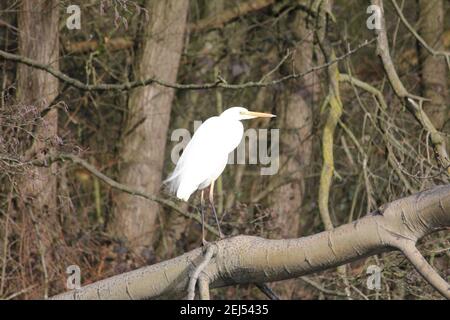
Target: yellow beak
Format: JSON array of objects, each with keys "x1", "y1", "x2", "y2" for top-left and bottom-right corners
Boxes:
[{"x1": 241, "y1": 111, "x2": 276, "y2": 118}]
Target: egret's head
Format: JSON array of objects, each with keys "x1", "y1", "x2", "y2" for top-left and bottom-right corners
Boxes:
[{"x1": 220, "y1": 107, "x2": 276, "y2": 120}]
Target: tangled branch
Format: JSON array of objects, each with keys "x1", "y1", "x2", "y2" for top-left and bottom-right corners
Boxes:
[{"x1": 371, "y1": 0, "x2": 450, "y2": 175}]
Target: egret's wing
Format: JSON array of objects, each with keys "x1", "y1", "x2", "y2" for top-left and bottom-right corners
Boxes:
[
  {"x1": 167, "y1": 117, "x2": 226, "y2": 181},
  {"x1": 165, "y1": 116, "x2": 243, "y2": 199},
  {"x1": 165, "y1": 117, "x2": 219, "y2": 182}
]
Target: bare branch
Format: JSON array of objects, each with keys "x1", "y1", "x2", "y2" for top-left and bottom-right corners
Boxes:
[
  {"x1": 187, "y1": 245, "x2": 216, "y2": 300},
  {"x1": 0, "y1": 39, "x2": 374, "y2": 92},
  {"x1": 189, "y1": 0, "x2": 275, "y2": 33},
  {"x1": 397, "y1": 241, "x2": 450, "y2": 299},
  {"x1": 390, "y1": 0, "x2": 450, "y2": 70},
  {"x1": 254, "y1": 283, "x2": 280, "y2": 300},
  {"x1": 24, "y1": 153, "x2": 220, "y2": 236},
  {"x1": 300, "y1": 276, "x2": 348, "y2": 297},
  {"x1": 318, "y1": 51, "x2": 343, "y2": 230},
  {"x1": 64, "y1": 37, "x2": 133, "y2": 54},
  {"x1": 51, "y1": 184, "x2": 450, "y2": 300},
  {"x1": 198, "y1": 276, "x2": 211, "y2": 300}
]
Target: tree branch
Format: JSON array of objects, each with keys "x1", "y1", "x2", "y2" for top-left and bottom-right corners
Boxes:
[
  {"x1": 198, "y1": 276, "x2": 211, "y2": 300},
  {"x1": 396, "y1": 241, "x2": 450, "y2": 299},
  {"x1": 318, "y1": 51, "x2": 343, "y2": 231},
  {"x1": 23, "y1": 153, "x2": 220, "y2": 236},
  {"x1": 51, "y1": 184, "x2": 450, "y2": 299},
  {"x1": 64, "y1": 37, "x2": 134, "y2": 54},
  {"x1": 0, "y1": 39, "x2": 374, "y2": 92},
  {"x1": 189, "y1": 0, "x2": 275, "y2": 33},
  {"x1": 254, "y1": 283, "x2": 280, "y2": 300},
  {"x1": 390, "y1": 0, "x2": 450, "y2": 70},
  {"x1": 187, "y1": 244, "x2": 216, "y2": 300},
  {"x1": 63, "y1": 0, "x2": 318, "y2": 54}
]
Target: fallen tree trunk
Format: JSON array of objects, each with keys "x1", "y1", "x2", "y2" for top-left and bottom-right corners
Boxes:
[{"x1": 52, "y1": 184, "x2": 450, "y2": 300}]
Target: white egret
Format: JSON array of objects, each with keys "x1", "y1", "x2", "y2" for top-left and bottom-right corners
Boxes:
[{"x1": 165, "y1": 107, "x2": 276, "y2": 244}]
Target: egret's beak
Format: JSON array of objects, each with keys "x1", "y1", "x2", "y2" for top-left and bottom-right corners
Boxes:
[{"x1": 241, "y1": 111, "x2": 276, "y2": 118}]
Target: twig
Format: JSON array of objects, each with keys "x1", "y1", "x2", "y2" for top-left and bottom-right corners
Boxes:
[
  {"x1": 187, "y1": 245, "x2": 215, "y2": 300},
  {"x1": 0, "y1": 19, "x2": 18, "y2": 32},
  {"x1": 254, "y1": 283, "x2": 280, "y2": 300},
  {"x1": 28, "y1": 153, "x2": 220, "y2": 236},
  {"x1": 198, "y1": 276, "x2": 211, "y2": 300},
  {"x1": 339, "y1": 74, "x2": 388, "y2": 110},
  {"x1": 339, "y1": 73, "x2": 417, "y2": 193},
  {"x1": 390, "y1": 0, "x2": 450, "y2": 70},
  {"x1": 251, "y1": 176, "x2": 298, "y2": 203},
  {"x1": 4, "y1": 285, "x2": 38, "y2": 300},
  {"x1": 259, "y1": 49, "x2": 292, "y2": 83},
  {"x1": 27, "y1": 207, "x2": 49, "y2": 299},
  {"x1": 299, "y1": 276, "x2": 348, "y2": 297},
  {"x1": 0, "y1": 193, "x2": 11, "y2": 296},
  {"x1": 339, "y1": 109, "x2": 376, "y2": 213}
]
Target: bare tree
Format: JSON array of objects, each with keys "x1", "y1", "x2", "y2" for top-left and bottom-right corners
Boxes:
[{"x1": 112, "y1": 0, "x2": 189, "y2": 251}]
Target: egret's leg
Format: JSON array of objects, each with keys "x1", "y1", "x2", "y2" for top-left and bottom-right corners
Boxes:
[
  {"x1": 200, "y1": 190, "x2": 208, "y2": 246},
  {"x1": 209, "y1": 180, "x2": 224, "y2": 239}
]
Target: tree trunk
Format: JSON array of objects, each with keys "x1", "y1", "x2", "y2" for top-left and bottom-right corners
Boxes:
[
  {"x1": 112, "y1": 0, "x2": 189, "y2": 252},
  {"x1": 268, "y1": 4, "x2": 316, "y2": 299},
  {"x1": 15, "y1": 0, "x2": 60, "y2": 298},
  {"x1": 17, "y1": 0, "x2": 59, "y2": 204},
  {"x1": 271, "y1": 4, "x2": 315, "y2": 242},
  {"x1": 417, "y1": 0, "x2": 448, "y2": 130}
]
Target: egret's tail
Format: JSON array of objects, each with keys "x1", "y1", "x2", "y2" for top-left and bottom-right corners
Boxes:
[
  {"x1": 175, "y1": 179, "x2": 196, "y2": 202},
  {"x1": 163, "y1": 172, "x2": 195, "y2": 201},
  {"x1": 163, "y1": 173, "x2": 180, "y2": 194}
]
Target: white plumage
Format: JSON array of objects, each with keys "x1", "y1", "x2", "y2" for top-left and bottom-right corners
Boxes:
[{"x1": 165, "y1": 107, "x2": 275, "y2": 201}]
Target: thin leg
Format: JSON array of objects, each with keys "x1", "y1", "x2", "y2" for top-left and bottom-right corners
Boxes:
[
  {"x1": 209, "y1": 180, "x2": 224, "y2": 239},
  {"x1": 200, "y1": 190, "x2": 207, "y2": 246}
]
